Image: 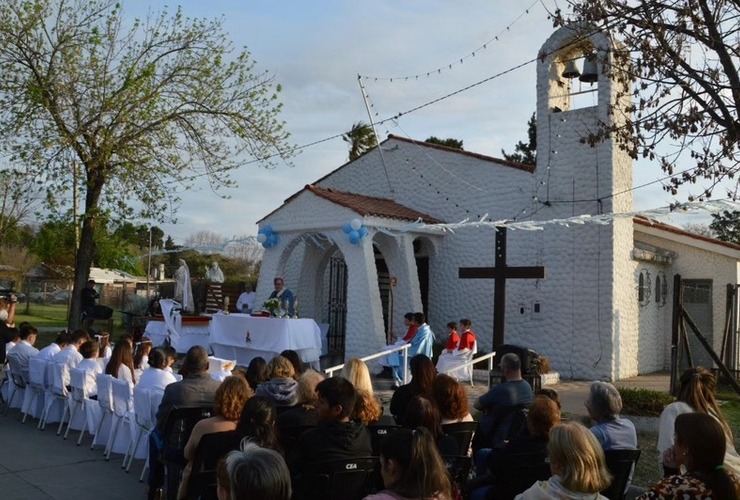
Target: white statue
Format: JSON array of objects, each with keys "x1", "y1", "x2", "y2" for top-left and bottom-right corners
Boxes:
[
  {"x1": 205, "y1": 261, "x2": 225, "y2": 283},
  {"x1": 174, "y1": 259, "x2": 194, "y2": 311}
]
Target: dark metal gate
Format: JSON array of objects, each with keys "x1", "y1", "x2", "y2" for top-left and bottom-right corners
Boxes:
[{"x1": 327, "y1": 257, "x2": 348, "y2": 355}]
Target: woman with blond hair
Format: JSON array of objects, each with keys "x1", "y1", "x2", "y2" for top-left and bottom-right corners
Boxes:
[
  {"x1": 341, "y1": 357, "x2": 374, "y2": 395},
  {"x1": 517, "y1": 421, "x2": 611, "y2": 499},
  {"x1": 658, "y1": 366, "x2": 740, "y2": 476},
  {"x1": 178, "y1": 376, "x2": 253, "y2": 499}
]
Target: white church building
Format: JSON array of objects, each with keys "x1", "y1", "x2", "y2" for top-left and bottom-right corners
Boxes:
[{"x1": 254, "y1": 25, "x2": 740, "y2": 380}]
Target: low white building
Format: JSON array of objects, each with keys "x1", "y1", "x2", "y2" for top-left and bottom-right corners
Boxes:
[{"x1": 254, "y1": 25, "x2": 740, "y2": 380}]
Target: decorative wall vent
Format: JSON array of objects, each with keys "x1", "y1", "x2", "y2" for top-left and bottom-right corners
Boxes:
[{"x1": 655, "y1": 272, "x2": 668, "y2": 307}]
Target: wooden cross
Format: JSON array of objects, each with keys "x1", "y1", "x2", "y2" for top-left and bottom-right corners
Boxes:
[{"x1": 458, "y1": 226, "x2": 546, "y2": 350}]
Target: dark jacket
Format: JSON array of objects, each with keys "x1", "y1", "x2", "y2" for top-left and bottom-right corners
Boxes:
[
  {"x1": 155, "y1": 372, "x2": 221, "y2": 429},
  {"x1": 290, "y1": 419, "x2": 372, "y2": 475},
  {"x1": 0, "y1": 323, "x2": 18, "y2": 364}
]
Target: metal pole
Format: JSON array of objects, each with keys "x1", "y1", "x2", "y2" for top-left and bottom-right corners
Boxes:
[{"x1": 146, "y1": 227, "x2": 152, "y2": 301}]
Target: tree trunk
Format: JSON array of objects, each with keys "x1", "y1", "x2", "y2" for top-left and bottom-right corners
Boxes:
[{"x1": 68, "y1": 175, "x2": 103, "y2": 330}]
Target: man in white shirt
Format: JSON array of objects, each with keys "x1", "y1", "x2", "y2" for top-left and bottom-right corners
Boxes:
[
  {"x1": 7, "y1": 324, "x2": 39, "y2": 374},
  {"x1": 52, "y1": 330, "x2": 91, "y2": 370},
  {"x1": 236, "y1": 284, "x2": 256, "y2": 313},
  {"x1": 36, "y1": 331, "x2": 71, "y2": 362}
]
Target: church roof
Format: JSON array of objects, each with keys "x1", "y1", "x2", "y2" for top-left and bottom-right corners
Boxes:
[
  {"x1": 387, "y1": 135, "x2": 536, "y2": 173},
  {"x1": 306, "y1": 185, "x2": 441, "y2": 223}
]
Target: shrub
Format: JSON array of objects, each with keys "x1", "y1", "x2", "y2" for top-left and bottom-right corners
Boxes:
[{"x1": 619, "y1": 387, "x2": 674, "y2": 417}]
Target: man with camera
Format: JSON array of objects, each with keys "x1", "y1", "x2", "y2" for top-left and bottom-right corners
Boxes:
[{"x1": 0, "y1": 293, "x2": 18, "y2": 367}]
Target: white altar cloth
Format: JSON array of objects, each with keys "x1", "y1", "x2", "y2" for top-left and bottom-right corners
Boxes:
[
  {"x1": 209, "y1": 314, "x2": 322, "y2": 366},
  {"x1": 144, "y1": 320, "x2": 211, "y2": 353}
]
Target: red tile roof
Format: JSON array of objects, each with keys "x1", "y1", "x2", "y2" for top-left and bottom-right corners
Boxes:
[
  {"x1": 307, "y1": 185, "x2": 441, "y2": 223},
  {"x1": 634, "y1": 216, "x2": 740, "y2": 252}
]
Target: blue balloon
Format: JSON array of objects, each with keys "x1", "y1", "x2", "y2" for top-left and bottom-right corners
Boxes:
[
  {"x1": 358, "y1": 226, "x2": 369, "y2": 238},
  {"x1": 343, "y1": 223, "x2": 353, "y2": 234},
  {"x1": 269, "y1": 234, "x2": 279, "y2": 245},
  {"x1": 349, "y1": 230, "x2": 360, "y2": 244},
  {"x1": 263, "y1": 239, "x2": 273, "y2": 249},
  {"x1": 261, "y1": 224, "x2": 273, "y2": 236}
]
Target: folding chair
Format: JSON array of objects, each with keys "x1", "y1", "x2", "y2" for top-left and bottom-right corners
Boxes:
[
  {"x1": 4, "y1": 352, "x2": 27, "y2": 416},
  {"x1": 443, "y1": 455, "x2": 473, "y2": 495},
  {"x1": 138, "y1": 389, "x2": 165, "y2": 481},
  {"x1": 91, "y1": 373, "x2": 114, "y2": 452},
  {"x1": 25, "y1": 356, "x2": 47, "y2": 424},
  {"x1": 442, "y1": 421, "x2": 478, "y2": 456},
  {"x1": 298, "y1": 457, "x2": 379, "y2": 500},
  {"x1": 162, "y1": 406, "x2": 214, "y2": 500},
  {"x1": 602, "y1": 449, "x2": 641, "y2": 500},
  {"x1": 39, "y1": 362, "x2": 68, "y2": 432},
  {"x1": 64, "y1": 368, "x2": 97, "y2": 442},
  {"x1": 185, "y1": 431, "x2": 243, "y2": 500},
  {"x1": 108, "y1": 377, "x2": 134, "y2": 462},
  {"x1": 367, "y1": 423, "x2": 400, "y2": 456}
]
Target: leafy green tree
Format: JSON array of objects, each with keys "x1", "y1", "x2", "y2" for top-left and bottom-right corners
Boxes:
[
  {"x1": 557, "y1": 2, "x2": 739, "y2": 199},
  {"x1": 501, "y1": 112, "x2": 536, "y2": 165},
  {"x1": 425, "y1": 137, "x2": 464, "y2": 150},
  {"x1": 0, "y1": 0, "x2": 293, "y2": 327},
  {"x1": 343, "y1": 122, "x2": 378, "y2": 160},
  {"x1": 709, "y1": 210, "x2": 740, "y2": 244}
]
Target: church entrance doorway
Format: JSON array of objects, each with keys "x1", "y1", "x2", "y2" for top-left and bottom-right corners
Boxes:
[{"x1": 327, "y1": 256, "x2": 348, "y2": 356}]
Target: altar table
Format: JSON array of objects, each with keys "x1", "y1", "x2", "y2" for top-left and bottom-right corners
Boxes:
[
  {"x1": 144, "y1": 318, "x2": 211, "y2": 353},
  {"x1": 209, "y1": 314, "x2": 322, "y2": 366}
]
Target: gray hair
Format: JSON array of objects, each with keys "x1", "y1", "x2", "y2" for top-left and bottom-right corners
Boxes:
[
  {"x1": 588, "y1": 381, "x2": 622, "y2": 419},
  {"x1": 225, "y1": 443, "x2": 291, "y2": 500},
  {"x1": 501, "y1": 352, "x2": 522, "y2": 372},
  {"x1": 296, "y1": 369, "x2": 325, "y2": 403}
]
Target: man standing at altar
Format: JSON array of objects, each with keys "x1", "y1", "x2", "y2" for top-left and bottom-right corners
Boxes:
[{"x1": 269, "y1": 277, "x2": 295, "y2": 316}]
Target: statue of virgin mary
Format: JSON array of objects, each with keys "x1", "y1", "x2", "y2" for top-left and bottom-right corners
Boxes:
[{"x1": 174, "y1": 259, "x2": 194, "y2": 312}]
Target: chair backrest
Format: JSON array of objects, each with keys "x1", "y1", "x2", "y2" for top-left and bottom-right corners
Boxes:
[
  {"x1": 149, "y1": 389, "x2": 164, "y2": 427},
  {"x1": 48, "y1": 362, "x2": 69, "y2": 397},
  {"x1": 29, "y1": 356, "x2": 47, "y2": 390},
  {"x1": 162, "y1": 406, "x2": 214, "y2": 454},
  {"x1": 133, "y1": 386, "x2": 153, "y2": 429},
  {"x1": 601, "y1": 449, "x2": 641, "y2": 500},
  {"x1": 277, "y1": 424, "x2": 316, "y2": 456},
  {"x1": 301, "y1": 457, "x2": 379, "y2": 500},
  {"x1": 499, "y1": 450, "x2": 551, "y2": 499},
  {"x1": 95, "y1": 373, "x2": 114, "y2": 412},
  {"x1": 110, "y1": 378, "x2": 133, "y2": 416},
  {"x1": 186, "y1": 430, "x2": 244, "y2": 500},
  {"x1": 442, "y1": 421, "x2": 478, "y2": 456},
  {"x1": 69, "y1": 368, "x2": 87, "y2": 402},
  {"x1": 443, "y1": 455, "x2": 472, "y2": 494},
  {"x1": 6, "y1": 352, "x2": 27, "y2": 388},
  {"x1": 367, "y1": 424, "x2": 400, "y2": 456}
]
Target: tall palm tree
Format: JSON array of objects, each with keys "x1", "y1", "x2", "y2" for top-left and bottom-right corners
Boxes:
[{"x1": 343, "y1": 122, "x2": 378, "y2": 160}]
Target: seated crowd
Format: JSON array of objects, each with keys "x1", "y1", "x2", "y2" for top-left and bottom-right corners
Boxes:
[{"x1": 3, "y1": 316, "x2": 739, "y2": 500}]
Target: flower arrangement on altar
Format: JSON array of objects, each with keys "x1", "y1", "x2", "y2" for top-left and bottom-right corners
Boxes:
[{"x1": 263, "y1": 298, "x2": 282, "y2": 317}]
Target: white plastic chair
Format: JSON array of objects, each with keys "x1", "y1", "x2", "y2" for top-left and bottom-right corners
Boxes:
[
  {"x1": 126, "y1": 386, "x2": 161, "y2": 473},
  {"x1": 65, "y1": 368, "x2": 90, "y2": 441},
  {"x1": 138, "y1": 389, "x2": 164, "y2": 481},
  {"x1": 4, "y1": 352, "x2": 27, "y2": 416},
  {"x1": 39, "y1": 362, "x2": 68, "y2": 432},
  {"x1": 25, "y1": 356, "x2": 47, "y2": 423},
  {"x1": 91, "y1": 373, "x2": 114, "y2": 452},
  {"x1": 107, "y1": 377, "x2": 134, "y2": 462}
]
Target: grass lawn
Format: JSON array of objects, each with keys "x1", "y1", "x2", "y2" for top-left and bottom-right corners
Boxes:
[{"x1": 14, "y1": 303, "x2": 128, "y2": 349}]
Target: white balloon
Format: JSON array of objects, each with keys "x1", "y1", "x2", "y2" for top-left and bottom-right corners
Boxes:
[
  {"x1": 350, "y1": 218, "x2": 362, "y2": 231},
  {"x1": 257, "y1": 233, "x2": 267, "y2": 243}
]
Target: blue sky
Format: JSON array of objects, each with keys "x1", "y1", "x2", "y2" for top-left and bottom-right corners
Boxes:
[{"x1": 124, "y1": 1, "x2": 722, "y2": 242}]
